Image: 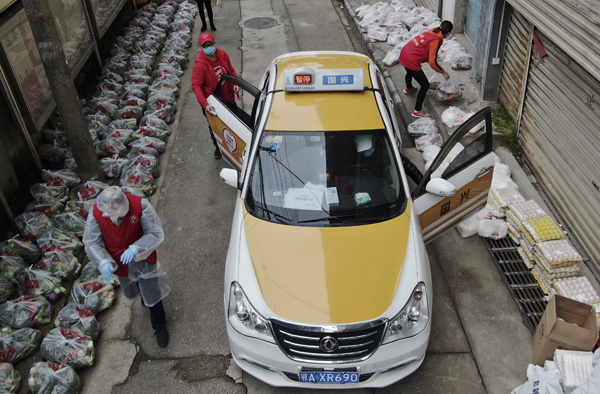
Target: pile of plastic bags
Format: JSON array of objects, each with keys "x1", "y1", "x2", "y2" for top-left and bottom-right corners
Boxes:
[
  {"x1": 0, "y1": 2, "x2": 200, "y2": 392},
  {"x1": 355, "y1": 1, "x2": 472, "y2": 70}
]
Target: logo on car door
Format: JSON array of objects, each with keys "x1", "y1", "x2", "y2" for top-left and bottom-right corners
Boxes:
[{"x1": 223, "y1": 127, "x2": 238, "y2": 153}]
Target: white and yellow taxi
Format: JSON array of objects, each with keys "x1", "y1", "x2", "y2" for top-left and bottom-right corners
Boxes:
[{"x1": 206, "y1": 51, "x2": 495, "y2": 388}]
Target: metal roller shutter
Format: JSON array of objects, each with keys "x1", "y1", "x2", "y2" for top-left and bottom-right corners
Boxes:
[
  {"x1": 520, "y1": 31, "x2": 600, "y2": 274},
  {"x1": 498, "y1": 9, "x2": 531, "y2": 122}
]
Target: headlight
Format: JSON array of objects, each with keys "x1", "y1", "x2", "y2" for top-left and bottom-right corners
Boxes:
[
  {"x1": 228, "y1": 282, "x2": 274, "y2": 341},
  {"x1": 382, "y1": 282, "x2": 429, "y2": 344}
]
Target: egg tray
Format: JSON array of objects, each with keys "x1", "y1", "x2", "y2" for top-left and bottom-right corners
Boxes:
[
  {"x1": 535, "y1": 239, "x2": 583, "y2": 265},
  {"x1": 508, "y1": 200, "x2": 547, "y2": 222},
  {"x1": 490, "y1": 187, "x2": 526, "y2": 208}
]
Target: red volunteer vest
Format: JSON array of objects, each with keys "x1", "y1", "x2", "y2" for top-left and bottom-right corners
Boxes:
[
  {"x1": 93, "y1": 194, "x2": 157, "y2": 277},
  {"x1": 399, "y1": 31, "x2": 444, "y2": 71}
]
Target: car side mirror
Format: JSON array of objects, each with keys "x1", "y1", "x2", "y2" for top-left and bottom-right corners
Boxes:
[
  {"x1": 425, "y1": 178, "x2": 456, "y2": 197},
  {"x1": 220, "y1": 168, "x2": 239, "y2": 188}
]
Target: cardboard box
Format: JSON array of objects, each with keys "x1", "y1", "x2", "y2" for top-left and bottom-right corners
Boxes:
[{"x1": 533, "y1": 294, "x2": 599, "y2": 366}]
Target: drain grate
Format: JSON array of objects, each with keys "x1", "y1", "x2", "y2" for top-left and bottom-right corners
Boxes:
[
  {"x1": 244, "y1": 17, "x2": 278, "y2": 30},
  {"x1": 483, "y1": 237, "x2": 547, "y2": 334}
]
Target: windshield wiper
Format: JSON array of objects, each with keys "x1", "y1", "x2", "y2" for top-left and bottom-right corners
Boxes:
[
  {"x1": 247, "y1": 201, "x2": 293, "y2": 224},
  {"x1": 297, "y1": 213, "x2": 363, "y2": 224}
]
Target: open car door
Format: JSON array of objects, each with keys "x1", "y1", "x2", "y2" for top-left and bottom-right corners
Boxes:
[
  {"x1": 206, "y1": 75, "x2": 260, "y2": 171},
  {"x1": 413, "y1": 106, "x2": 496, "y2": 243}
]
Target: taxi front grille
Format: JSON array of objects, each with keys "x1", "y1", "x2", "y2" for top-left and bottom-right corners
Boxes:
[{"x1": 271, "y1": 321, "x2": 386, "y2": 363}]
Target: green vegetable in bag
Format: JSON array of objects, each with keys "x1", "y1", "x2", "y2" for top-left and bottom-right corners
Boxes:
[
  {"x1": 14, "y1": 268, "x2": 66, "y2": 304},
  {"x1": 0, "y1": 362, "x2": 21, "y2": 393},
  {"x1": 0, "y1": 255, "x2": 27, "y2": 281},
  {"x1": 0, "y1": 236, "x2": 41, "y2": 265},
  {"x1": 0, "y1": 326, "x2": 42, "y2": 363},
  {"x1": 31, "y1": 183, "x2": 69, "y2": 204},
  {"x1": 41, "y1": 169, "x2": 81, "y2": 189},
  {"x1": 0, "y1": 278, "x2": 16, "y2": 304},
  {"x1": 28, "y1": 361, "x2": 81, "y2": 394},
  {"x1": 52, "y1": 211, "x2": 87, "y2": 237},
  {"x1": 34, "y1": 250, "x2": 81, "y2": 280},
  {"x1": 40, "y1": 327, "x2": 95, "y2": 370},
  {"x1": 37, "y1": 229, "x2": 83, "y2": 255},
  {"x1": 14, "y1": 212, "x2": 53, "y2": 241},
  {"x1": 0, "y1": 295, "x2": 53, "y2": 328},
  {"x1": 69, "y1": 281, "x2": 115, "y2": 314},
  {"x1": 55, "y1": 304, "x2": 101, "y2": 341}
]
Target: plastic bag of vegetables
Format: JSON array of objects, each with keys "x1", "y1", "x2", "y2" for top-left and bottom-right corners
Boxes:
[
  {"x1": 129, "y1": 136, "x2": 165, "y2": 154},
  {"x1": 34, "y1": 250, "x2": 81, "y2": 280},
  {"x1": 120, "y1": 95, "x2": 146, "y2": 108},
  {"x1": 24, "y1": 201, "x2": 64, "y2": 216},
  {"x1": 99, "y1": 128, "x2": 134, "y2": 142},
  {"x1": 69, "y1": 181, "x2": 108, "y2": 202},
  {"x1": 28, "y1": 361, "x2": 81, "y2": 394},
  {"x1": 64, "y1": 199, "x2": 94, "y2": 218},
  {"x1": 89, "y1": 98, "x2": 119, "y2": 116},
  {"x1": 0, "y1": 236, "x2": 41, "y2": 265},
  {"x1": 95, "y1": 137, "x2": 128, "y2": 158},
  {"x1": 14, "y1": 212, "x2": 53, "y2": 241},
  {"x1": 41, "y1": 327, "x2": 94, "y2": 370},
  {"x1": 140, "y1": 113, "x2": 170, "y2": 134},
  {"x1": 52, "y1": 211, "x2": 87, "y2": 237},
  {"x1": 0, "y1": 295, "x2": 53, "y2": 328},
  {"x1": 0, "y1": 255, "x2": 27, "y2": 280},
  {"x1": 79, "y1": 262, "x2": 119, "y2": 287},
  {"x1": 114, "y1": 105, "x2": 144, "y2": 122},
  {"x1": 126, "y1": 145, "x2": 159, "y2": 159},
  {"x1": 69, "y1": 281, "x2": 114, "y2": 314},
  {"x1": 86, "y1": 113, "x2": 111, "y2": 127},
  {"x1": 31, "y1": 183, "x2": 69, "y2": 205},
  {"x1": 100, "y1": 155, "x2": 128, "y2": 179},
  {"x1": 0, "y1": 362, "x2": 21, "y2": 393},
  {"x1": 120, "y1": 88, "x2": 146, "y2": 102},
  {"x1": 55, "y1": 304, "x2": 101, "y2": 340},
  {"x1": 0, "y1": 326, "x2": 42, "y2": 363},
  {"x1": 125, "y1": 154, "x2": 159, "y2": 178},
  {"x1": 41, "y1": 169, "x2": 81, "y2": 189},
  {"x1": 144, "y1": 107, "x2": 176, "y2": 125},
  {"x1": 154, "y1": 62, "x2": 184, "y2": 78},
  {"x1": 109, "y1": 118, "x2": 138, "y2": 131},
  {"x1": 14, "y1": 268, "x2": 66, "y2": 303},
  {"x1": 147, "y1": 90, "x2": 177, "y2": 110},
  {"x1": 37, "y1": 229, "x2": 83, "y2": 255},
  {"x1": 134, "y1": 124, "x2": 169, "y2": 142},
  {"x1": 37, "y1": 143, "x2": 66, "y2": 164},
  {"x1": 0, "y1": 278, "x2": 16, "y2": 304},
  {"x1": 119, "y1": 163, "x2": 157, "y2": 196}
]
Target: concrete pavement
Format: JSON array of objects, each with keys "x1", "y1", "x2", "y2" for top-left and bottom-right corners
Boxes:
[{"x1": 78, "y1": 1, "x2": 549, "y2": 393}]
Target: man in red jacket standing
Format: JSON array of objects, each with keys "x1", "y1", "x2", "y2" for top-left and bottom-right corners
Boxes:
[
  {"x1": 191, "y1": 32, "x2": 240, "y2": 159},
  {"x1": 399, "y1": 21, "x2": 453, "y2": 118},
  {"x1": 83, "y1": 186, "x2": 171, "y2": 348}
]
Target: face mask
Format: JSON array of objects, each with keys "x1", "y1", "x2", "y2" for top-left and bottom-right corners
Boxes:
[
  {"x1": 203, "y1": 45, "x2": 216, "y2": 56},
  {"x1": 363, "y1": 148, "x2": 375, "y2": 157}
]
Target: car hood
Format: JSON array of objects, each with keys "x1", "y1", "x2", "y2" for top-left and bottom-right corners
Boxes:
[{"x1": 243, "y1": 203, "x2": 412, "y2": 325}]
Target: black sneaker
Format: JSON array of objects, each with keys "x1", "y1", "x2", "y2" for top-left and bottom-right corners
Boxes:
[
  {"x1": 214, "y1": 148, "x2": 222, "y2": 159},
  {"x1": 155, "y1": 326, "x2": 169, "y2": 348}
]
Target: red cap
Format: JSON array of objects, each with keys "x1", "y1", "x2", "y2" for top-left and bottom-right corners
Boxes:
[{"x1": 198, "y1": 32, "x2": 214, "y2": 46}]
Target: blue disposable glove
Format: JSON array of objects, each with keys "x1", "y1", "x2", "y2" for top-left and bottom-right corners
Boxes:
[
  {"x1": 120, "y1": 246, "x2": 137, "y2": 264},
  {"x1": 99, "y1": 260, "x2": 114, "y2": 282}
]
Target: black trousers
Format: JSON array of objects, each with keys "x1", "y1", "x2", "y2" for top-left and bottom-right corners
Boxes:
[
  {"x1": 198, "y1": 0, "x2": 214, "y2": 27},
  {"x1": 149, "y1": 300, "x2": 166, "y2": 331},
  {"x1": 404, "y1": 67, "x2": 430, "y2": 111}
]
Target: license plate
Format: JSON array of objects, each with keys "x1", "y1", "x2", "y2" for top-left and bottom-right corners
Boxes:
[{"x1": 299, "y1": 371, "x2": 359, "y2": 384}]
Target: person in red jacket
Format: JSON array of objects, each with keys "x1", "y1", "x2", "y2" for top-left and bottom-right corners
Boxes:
[
  {"x1": 399, "y1": 21, "x2": 453, "y2": 118},
  {"x1": 192, "y1": 32, "x2": 240, "y2": 159},
  {"x1": 83, "y1": 186, "x2": 171, "y2": 348}
]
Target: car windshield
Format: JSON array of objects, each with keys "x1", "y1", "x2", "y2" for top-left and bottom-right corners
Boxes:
[{"x1": 245, "y1": 130, "x2": 407, "y2": 226}]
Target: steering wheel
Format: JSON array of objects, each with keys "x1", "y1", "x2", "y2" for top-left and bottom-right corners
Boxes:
[{"x1": 345, "y1": 164, "x2": 376, "y2": 175}]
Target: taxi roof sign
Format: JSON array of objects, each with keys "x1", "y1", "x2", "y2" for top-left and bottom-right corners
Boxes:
[{"x1": 283, "y1": 68, "x2": 364, "y2": 92}]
